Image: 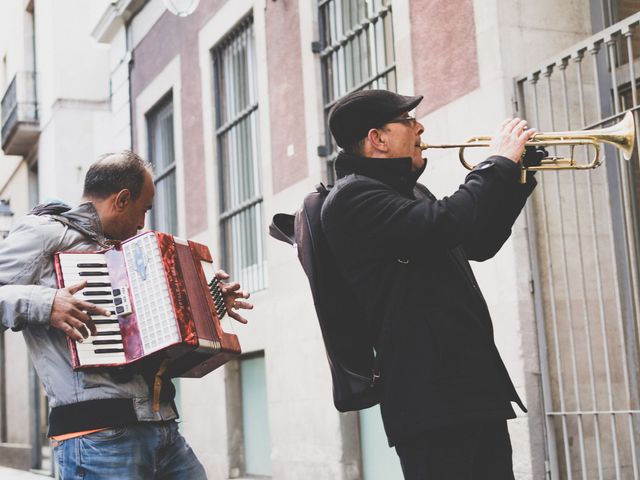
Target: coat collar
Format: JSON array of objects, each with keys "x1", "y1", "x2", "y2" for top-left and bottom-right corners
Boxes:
[
  {"x1": 64, "y1": 202, "x2": 107, "y2": 239},
  {"x1": 334, "y1": 151, "x2": 424, "y2": 197},
  {"x1": 31, "y1": 201, "x2": 112, "y2": 246}
]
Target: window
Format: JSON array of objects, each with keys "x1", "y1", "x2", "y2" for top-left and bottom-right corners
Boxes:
[
  {"x1": 359, "y1": 406, "x2": 403, "y2": 479},
  {"x1": 213, "y1": 16, "x2": 266, "y2": 293},
  {"x1": 226, "y1": 353, "x2": 272, "y2": 477},
  {"x1": 147, "y1": 94, "x2": 178, "y2": 235},
  {"x1": 240, "y1": 353, "x2": 271, "y2": 476},
  {"x1": 594, "y1": 0, "x2": 640, "y2": 28},
  {"x1": 318, "y1": 0, "x2": 396, "y2": 179}
]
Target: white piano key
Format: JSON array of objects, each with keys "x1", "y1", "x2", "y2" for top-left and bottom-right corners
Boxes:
[
  {"x1": 77, "y1": 353, "x2": 126, "y2": 365},
  {"x1": 90, "y1": 315, "x2": 118, "y2": 321},
  {"x1": 58, "y1": 254, "x2": 108, "y2": 265}
]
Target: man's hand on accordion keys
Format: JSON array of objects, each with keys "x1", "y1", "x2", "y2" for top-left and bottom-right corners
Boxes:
[
  {"x1": 215, "y1": 270, "x2": 253, "y2": 325},
  {"x1": 50, "y1": 281, "x2": 111, "y2": 342}
]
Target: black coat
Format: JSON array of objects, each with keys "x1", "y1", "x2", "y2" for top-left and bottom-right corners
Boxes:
[{"x1": 320, "y1": 151, "x2": 536, "y2": 446}]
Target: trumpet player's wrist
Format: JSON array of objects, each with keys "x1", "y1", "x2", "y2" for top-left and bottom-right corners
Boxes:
[{"x1": 470, "y1": 155, "x2": 523, "y2": 184}]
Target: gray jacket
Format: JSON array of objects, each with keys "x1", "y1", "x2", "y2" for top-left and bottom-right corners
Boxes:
[{"x1": 0, "y1": 202, "x2": 176, "y2": 434}]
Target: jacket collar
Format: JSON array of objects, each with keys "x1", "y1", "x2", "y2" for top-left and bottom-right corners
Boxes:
[
  {"x1": 32, "y1": 201, "x2": 111, "y2": 246},
  {"x1": 334, "y1": 151, "x2": 424, "y2": 197},
  {"x1": 63, "y1": 202, "x2": 107, "y2": 239}
]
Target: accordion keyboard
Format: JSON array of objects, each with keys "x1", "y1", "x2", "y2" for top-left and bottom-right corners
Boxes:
[{"x1": 57, "y1": 253, "x2": 126, "y2": 365}]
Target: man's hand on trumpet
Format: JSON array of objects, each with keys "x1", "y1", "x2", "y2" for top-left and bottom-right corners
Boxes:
[
  {"x1": 489, "y1": 118, "x2": 538, "y2": 163},
  {"x1": 215, "y1": 269, "x2": 253, "y2": 324}
]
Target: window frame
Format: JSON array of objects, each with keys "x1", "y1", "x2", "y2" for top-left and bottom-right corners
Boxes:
[
  {"x1": 212, "y1": 15, "x2": 266, "y2": 293},
  {"x1": 146, "y1": 91, "x2": 178, "y2": 235}
]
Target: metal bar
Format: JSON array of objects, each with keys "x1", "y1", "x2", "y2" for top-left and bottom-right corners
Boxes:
[
  {"x1": 608, "y1": 37, "x2": 622, "y2": 114},
  {"x1": 577, "y1": 46, "x2": 623, "y2": 480},
  {"x1": 515, "y1": 12, "x2": 640, "y2": 84},
  {"x1": 545, "y1": 65, "x2": 589, "y2": 479},
  {"x1": 623, "y1": 27, "x2": 638, "y2": 108},
  {"x1": 561, "y1": 58, "x2": 606, "y2": 479},
  {"x1": 607, "y1": 33, "x2": 640, "y2": 479},
  {"x1": 548, "y1": 410, "x2": 640, "y2": 416},
  {"x1": 318, "y1": 5, "x2": 390, "y2": 58},
  {"x1": 323, "y1": 64, "x2": 396, "y2": 111},
  {"x1": 519, "y1": 73, "x2": 560, "y2": 480},
  {"x1": 532, "y1": 71, "x2": 574, "y2": 479},
  {"x1": 590, "y1": 42, "x2": 624, "y2": 480}
]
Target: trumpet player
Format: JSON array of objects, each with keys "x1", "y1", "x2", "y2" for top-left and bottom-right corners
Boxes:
[{"x1": 321, "y1": 89, "x2": 538, "y2": 479}]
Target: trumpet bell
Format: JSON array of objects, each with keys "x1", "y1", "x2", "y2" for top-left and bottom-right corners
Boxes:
[{"x1": 598, "y1": 111, "x2": 635, "y2": 160}]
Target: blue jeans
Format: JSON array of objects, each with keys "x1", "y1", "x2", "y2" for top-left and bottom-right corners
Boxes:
[{"x1": 52, "y1": 421, "x2": 207, "y2": 479}]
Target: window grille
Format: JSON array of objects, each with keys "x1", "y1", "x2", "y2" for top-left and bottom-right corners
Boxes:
[
  {"x1": 515, "y1": 11, "x2": 640, "y2": 479},
  {"x1": 213, "y1": 16, "x2": 266, "y2": 293},
  {"x1": 147, "y1": 94, "x2": 178, "y2": 235},
  {"x1": 317, "y1": 0, "x2": 396, "y2": 181}
]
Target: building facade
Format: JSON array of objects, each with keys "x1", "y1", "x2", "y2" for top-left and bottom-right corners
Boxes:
[{"x1": 1, "y1": 0, "x2": 640, "y2": 479}]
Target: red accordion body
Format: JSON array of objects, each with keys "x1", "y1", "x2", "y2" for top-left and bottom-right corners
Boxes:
[{"x1": 54, "y1": 231, "x2": 241, "y2": 378}]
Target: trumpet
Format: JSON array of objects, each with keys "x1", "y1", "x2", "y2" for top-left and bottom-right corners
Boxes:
[{"x1": 420, "y1": 111, "x2": 636, "y2": 183}]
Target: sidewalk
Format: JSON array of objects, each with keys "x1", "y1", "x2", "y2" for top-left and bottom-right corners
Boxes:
[{"x1": 0, "y1": 466, "x2": 51, "y2": 479}]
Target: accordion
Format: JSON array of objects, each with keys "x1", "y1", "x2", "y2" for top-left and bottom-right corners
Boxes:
[{"x1": 54, "y1": 231, "x2": 241, "y2": 378}]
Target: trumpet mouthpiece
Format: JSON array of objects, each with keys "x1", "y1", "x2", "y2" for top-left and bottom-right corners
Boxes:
[{"x1": 420, "y1": 142, "x2": 428, "y2": 151}]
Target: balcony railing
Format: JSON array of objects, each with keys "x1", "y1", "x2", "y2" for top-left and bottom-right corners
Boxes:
[{"x1": 1, "y1": 71, "x2": 39, "y2": 156}]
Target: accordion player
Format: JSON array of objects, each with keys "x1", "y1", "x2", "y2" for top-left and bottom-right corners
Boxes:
[{"x1": 54, "y1": 230, "x2": 241, "y2": 378}]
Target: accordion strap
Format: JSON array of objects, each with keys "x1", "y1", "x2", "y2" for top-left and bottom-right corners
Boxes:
[{"x1": 152, "y1": 359, "x2": 170, "y2": 413}]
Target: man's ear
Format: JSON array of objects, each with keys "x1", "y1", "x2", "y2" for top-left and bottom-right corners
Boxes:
[
  {"x1": 366, "y1": 128, "x2": 389, "y2": 153},
  {"x1": 113, "y1": 189, "x2": 132, "y2": 211}
]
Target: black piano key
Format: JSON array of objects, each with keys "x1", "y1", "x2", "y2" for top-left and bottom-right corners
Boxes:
[
  {"x1": 79, "y1": 271, "x2": 109, "y2": 277},
  {"x1": 82, "y1": 291, "x2": 111, "y2": 296},
  {"x1": 92, "y1": 339, "x2": 123, "y2": 345},
  {"x1": 94, "y1": 348, "x2": 125, "y2": 354},
  {"x1": 76, "y1": 263, "x2": 107, "y2": 268},
  {"x1": 86, "y1": 282, "x2": 111, "y2": 288},
  {"x1": 93, "y1": 319, "x2": 119, "y2": 325},
  {"x1": 90, "y1": 299, "x2": 112, "y2": 305},
  {"x1": 94, "y1": 331, "x2": 121, "y2": 336}
]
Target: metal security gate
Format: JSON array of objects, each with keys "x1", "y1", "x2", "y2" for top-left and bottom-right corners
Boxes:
[{"x1": 515, "y1": 12, "x2": 640, "y2": 479}]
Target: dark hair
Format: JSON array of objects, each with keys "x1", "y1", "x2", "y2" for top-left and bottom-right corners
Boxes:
[
  {"x1": 83, "y1": 151, "x2": 153, "y2": 200},
  {"x1": 342, "y1": 137, "x2": 366, "y2": 156}
]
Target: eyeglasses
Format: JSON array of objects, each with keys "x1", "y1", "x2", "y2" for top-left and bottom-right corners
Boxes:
[{"x1": 385, "y1": 114, "x2": 417, "y2": 126}]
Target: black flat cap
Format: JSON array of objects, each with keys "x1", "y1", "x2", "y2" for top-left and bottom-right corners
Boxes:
[{"x1": 329, "y1": 90, "x2": 423, "y2": 148}]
